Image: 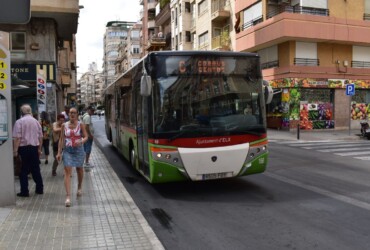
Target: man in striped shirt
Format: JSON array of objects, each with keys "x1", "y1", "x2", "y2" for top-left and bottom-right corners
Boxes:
[{"x1": 13, "y1": 104, "x2": 44, "y2": 197}]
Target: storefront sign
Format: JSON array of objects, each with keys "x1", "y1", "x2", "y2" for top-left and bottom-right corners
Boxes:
[
  {"x1": 11, "y1": 63, "x2": 55, "y2": 82},
  {"x1": 269, "y1": 78, "x2": 370, "y2": 89}
]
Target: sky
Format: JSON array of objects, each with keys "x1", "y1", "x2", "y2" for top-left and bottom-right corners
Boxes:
[{"x1": 76, "y1": 0, "x2": 141, "y2": 76}]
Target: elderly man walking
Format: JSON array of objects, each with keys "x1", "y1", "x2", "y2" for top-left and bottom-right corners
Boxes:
[{"x1": 13, "y1": 104, "x2": 44, "y2": 197}]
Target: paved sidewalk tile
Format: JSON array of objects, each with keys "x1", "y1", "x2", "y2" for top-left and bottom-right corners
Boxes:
[{"x1": 0, "y1": 145, "x2": 164, "y2": 250}]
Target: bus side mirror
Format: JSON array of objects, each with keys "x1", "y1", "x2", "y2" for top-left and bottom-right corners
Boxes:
[
  {"x1": 140, "y1": 75, "x2": 152, "y2": 96},
  {"x1": 263, "y1": 80, "x2": 273, "y2": 104}
]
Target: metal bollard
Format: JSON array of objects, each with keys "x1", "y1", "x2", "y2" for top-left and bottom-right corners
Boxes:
[{"x1": 297, "y1": 123, "x2": 300, "y2": 140}]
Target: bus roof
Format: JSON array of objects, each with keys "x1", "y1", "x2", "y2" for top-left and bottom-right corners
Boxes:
[{"x1": 147, "y1": 50, "x2": 259, "y2": 58}]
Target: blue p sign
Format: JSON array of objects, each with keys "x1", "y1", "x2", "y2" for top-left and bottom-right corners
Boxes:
[{"x1": 346, "y1": 84, "x2": 355, "y2": 96}]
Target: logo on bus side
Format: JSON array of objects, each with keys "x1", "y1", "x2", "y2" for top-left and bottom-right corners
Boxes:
[{"x1": 196, "y1": 137, "x2": 231, "y2": 145}]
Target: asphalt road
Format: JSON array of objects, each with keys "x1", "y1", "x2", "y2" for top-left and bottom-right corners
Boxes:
[{"x1": 93, "y1": 116, "x2": 370, "y2": 250}]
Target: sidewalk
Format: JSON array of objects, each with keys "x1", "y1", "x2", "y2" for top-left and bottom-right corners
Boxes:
[
  {"x1": 0, "y1": 145, "x2": 164, "y2": 250},
  {"x1": 267, "y1": 128, "x2": 362, "y2": 141}
]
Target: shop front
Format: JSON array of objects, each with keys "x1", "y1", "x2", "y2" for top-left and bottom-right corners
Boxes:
[
  {"x1": 11, "y1": 63, "x2": 57, "y2": 122},
  {"x1": 267, "y1": 78, "x2": 370, "y2": 131}
]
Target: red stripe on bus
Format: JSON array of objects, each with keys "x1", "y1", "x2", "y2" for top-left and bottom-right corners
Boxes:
[{"x1": 148, "y1": 134, "x2": 266, "y2": 148}]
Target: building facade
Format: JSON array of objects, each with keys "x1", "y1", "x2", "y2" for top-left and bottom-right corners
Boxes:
[
  {"x1": 0, "y1": 0, "x2": 80, "y2": 122},
  {"x1": 235, "y1": 0, "x2": 370, "y2": 130},
  {"x1": 103, "y1": 21, "x2": 135, "y2": 87},
  {"x1": 188, "y1": 0, "x2": 235, "y2": 51},
  {"x1": 77, "y1": 62, "x2": 104, "y2": 107}
]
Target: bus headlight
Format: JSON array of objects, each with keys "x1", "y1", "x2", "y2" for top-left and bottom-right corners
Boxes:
[
  {"x1": 246, "y1": 142, "x2": 268, "y2": 163},
  {"x1": 151, "y1": 147, "x2": 184, "y2": 169}
]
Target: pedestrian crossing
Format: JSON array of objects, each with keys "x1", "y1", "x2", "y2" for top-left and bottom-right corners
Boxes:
[{"x1": 269, "y1": 139, "x2": 370, "y2": 161}]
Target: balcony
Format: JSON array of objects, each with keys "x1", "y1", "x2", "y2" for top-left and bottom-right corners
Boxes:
[
  {"x1": 267, "y1": 6, "x2": 329, "y2": 19},
  {"x1": 352, "y1": 61, "x2": 370, "y2": 68},
  {"x1": 155, "y1": 3, "x2": 170, "y2": 26},
  {"x1": 237, "y1": 9, "x2": 370, "y2": 53},
  {"x1": 147, "y1": 36, "x2": 166, "y2": 51},
  {"x1": 31, "y1": 0, "x2": 79, "y2": 41},
  {"x1": 211, "y1": 0, "x2": 230, "y2": 22},
  {"x1": 261, "y1": 60, "x2": 279, "y2": 70},
  {"x1": 294, "y1": 58, "x2": 320, "y2": 66},
  {"x1": 241, "y1": 16, "x2": 263, "y2": 31},
  {"x1": 364, "y1": 13, "x2": 370, "y2": 21}
]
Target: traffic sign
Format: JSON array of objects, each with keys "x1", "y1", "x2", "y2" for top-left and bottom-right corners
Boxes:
[{"x1": 346, "y1": 84, "x2": 355, "y2": 96}]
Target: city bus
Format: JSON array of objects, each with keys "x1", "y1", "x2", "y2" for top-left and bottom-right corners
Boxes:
[{"x1": 104, "y1": 51, "x2": 273, "y2": 183}]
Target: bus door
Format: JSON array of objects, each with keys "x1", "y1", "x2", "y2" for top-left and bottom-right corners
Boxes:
[
  {"x1": 115, "y1": 87, "x2": 121, "y2": 149},
  {"x1": 137, "y1": 94, "x2": 150, "y2": 177},
  {"x1": 116, "y1": 99, "x2": 124, "y2": 151}
]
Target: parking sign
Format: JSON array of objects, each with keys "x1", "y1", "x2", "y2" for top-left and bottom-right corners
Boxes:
[{"x1": 346, "y1": 84, "x2": 355, "y2": 96}]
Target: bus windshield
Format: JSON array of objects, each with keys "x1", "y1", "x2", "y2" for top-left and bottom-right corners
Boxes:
[{"x1": 152, "y1": 74, "x2": 265, "y2": 139}]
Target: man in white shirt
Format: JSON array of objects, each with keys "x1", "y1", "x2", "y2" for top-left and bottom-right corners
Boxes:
[{"x1": 82, "y1": 106, "x2": 94, "y2": 170}]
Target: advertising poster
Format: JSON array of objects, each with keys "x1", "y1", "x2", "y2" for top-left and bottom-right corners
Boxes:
[{"x1": 37, "y1": 70, "x2": 47, "y2": 115}]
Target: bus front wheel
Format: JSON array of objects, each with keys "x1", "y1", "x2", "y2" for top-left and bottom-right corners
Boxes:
[{"x1": 130, "y1": 146, "x2": 136, "y2": 169}]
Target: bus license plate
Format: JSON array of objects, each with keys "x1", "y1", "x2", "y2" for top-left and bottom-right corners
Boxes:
[{"x1": 202, "y1": 172, "x2": 229, "y2": 180}]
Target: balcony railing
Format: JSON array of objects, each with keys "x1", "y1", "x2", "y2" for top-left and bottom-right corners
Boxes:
[
  {"x1": 267, "y1": 6, "x2": 329, "y2": 19},
  {"x1": 294, "y1": 58, "x2": 319, "y2": 66},
  {"x1": 241, "y1": 16, "x2": 263, "y2": 31},
  {"x1": 261, "y1": 60, "x2": 279, "y2": 69},
  {"x1": 364, "y1": 13, "x2": 370, "y2": 21},
  {"x1": 352, "y1": 61, "x2": 370, "y2": 68}
]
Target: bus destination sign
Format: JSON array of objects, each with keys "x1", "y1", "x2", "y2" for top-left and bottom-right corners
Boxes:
[{"x1": 179, "y1": 60, "x2": 226, "y2": 74}]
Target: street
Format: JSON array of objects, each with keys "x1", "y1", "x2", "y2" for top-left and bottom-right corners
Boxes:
[{"x1": 93, "y1": 116, "x2": 370, "y2": 250}]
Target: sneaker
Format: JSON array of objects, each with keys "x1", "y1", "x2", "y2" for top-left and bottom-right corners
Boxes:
[
  {"x1": 17, "y1": 192, "x2": 29, "y2": 197},
  {"x1": 84, "y1": 162, "x2": 90, "y2": 170}
]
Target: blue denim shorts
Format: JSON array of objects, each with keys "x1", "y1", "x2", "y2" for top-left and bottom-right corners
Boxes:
[{"x1": 83, "y1": 138, "x2": 93, "y2": 154}]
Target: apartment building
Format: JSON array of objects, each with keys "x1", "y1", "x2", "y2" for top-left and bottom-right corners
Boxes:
[
  {"x1": 0, "y1": 0, "x2": 80, "y2": 122},
  {"x1": 103, "y1": 21, "x2": 135, "y2": 86},
  {"x1": 77, "y1": 62, "x2": 103, "y2": 107},
  {"x1": 188, "y1": 0, "x2": 235, "y2": 51},
  {"x1": 147, "y1": 0, "x2": 171, "y2": 52},
  {"x1": 235, "y1": 0, "x2": 370, "y2": 130},
  {"x1": 140, "y1": 0, "x2": 158, "y2": 56}
]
